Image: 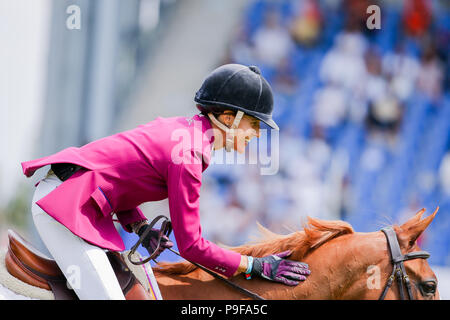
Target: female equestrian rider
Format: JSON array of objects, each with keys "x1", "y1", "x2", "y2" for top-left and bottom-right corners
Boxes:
[{"x1": 21, "y1": 64, "x2": 311, "y2": 299}]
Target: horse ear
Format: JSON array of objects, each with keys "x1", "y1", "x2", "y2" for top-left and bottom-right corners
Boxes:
[{"x1": 398, "y1": 207, "x2": 438, "y2": 249}]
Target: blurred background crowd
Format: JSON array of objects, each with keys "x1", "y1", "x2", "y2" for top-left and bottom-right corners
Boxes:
[
  {"x1": 0, "y1": 0, "x2": 449, "y2": 288},
  {"x1": 202, "y1": 0, "x2": 450, "y2": 267}
]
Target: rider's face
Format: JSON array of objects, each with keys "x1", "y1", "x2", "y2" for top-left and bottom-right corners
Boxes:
[
  {"x1": 234, "y1": 115, "x2": 260, "y2": 153},
  {"x1": 219, "y1": 112, "x2": 260, "y2": 153}
]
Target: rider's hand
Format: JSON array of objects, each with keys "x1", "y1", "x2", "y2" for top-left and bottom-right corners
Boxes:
[
  {"x1": 248, "y1": 250, "x2": 310, "y2": 286},
  {"x1": 137, "y1": 224, "x2": 174, "y2": 259}
]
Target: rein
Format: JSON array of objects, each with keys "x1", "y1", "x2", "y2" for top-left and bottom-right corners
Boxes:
[
  {"x1": 127, "y1": 215, "x2": 173, "y2": 265},
  {"x1": 168, "y1": 248, "x2": 265, "y2": 300},
  {"x1": 128, "y1": 215, "x2": 265, "y2": 300},
  {"x1": 379, "y1": 227, "x2": 430, "y2": 300}
]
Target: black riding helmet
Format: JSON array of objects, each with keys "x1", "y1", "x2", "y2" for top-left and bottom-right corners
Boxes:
[{"x1": 195, "y1": 64, "x2": 279, "y2": 130}]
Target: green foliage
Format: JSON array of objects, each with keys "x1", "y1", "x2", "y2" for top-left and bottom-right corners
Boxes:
[{"x1": 3, "y1": 184, "x2": 32, "y2": 230}]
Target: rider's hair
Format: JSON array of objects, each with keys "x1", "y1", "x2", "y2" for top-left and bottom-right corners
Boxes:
[{"x1": 197, "y1": 104, "x2": 237, "y2": 118}]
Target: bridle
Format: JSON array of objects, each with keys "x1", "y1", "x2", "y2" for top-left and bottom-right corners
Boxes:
[{"x1": 379, "y1": 227, "x2": 430, "y2": 300}]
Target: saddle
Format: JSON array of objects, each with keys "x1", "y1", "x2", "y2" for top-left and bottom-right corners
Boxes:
[{"x1": 5, "y1": 229, "x2": 151, "y2": 300}]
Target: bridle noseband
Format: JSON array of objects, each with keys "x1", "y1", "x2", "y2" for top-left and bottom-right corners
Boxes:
[{"x1": 379, "y1": 227, "x2": 430, "y2": 300}]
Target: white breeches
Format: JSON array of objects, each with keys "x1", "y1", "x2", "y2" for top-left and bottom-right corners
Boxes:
[{"x1": 31, "y1": 170, "x2": 125, "y2": 300}]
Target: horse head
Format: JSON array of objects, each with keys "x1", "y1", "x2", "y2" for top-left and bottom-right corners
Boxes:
[
  {"x1": 330, "y1": 207, "x2": 439, "y2": 300},
  {"x1": 384, "y1": 207, "x2": 439, "y2": 300}
]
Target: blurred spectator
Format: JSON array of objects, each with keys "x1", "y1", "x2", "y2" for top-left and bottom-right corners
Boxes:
[
  {"x1": 271, "y1": 57, "x2": 299, "y2": 95},
  {"x1": 319, "y1": 31, "x2": 367, "y2": 91},
  {"x1": 306, "y1": 126, "x2": 332, "y2": 174},
  {"x1": 416, "y1": 45, "x2": 445, "y2": 101},
  {"x1": 235, "y1": 167, "x2": 264, "y2": 214},
  {"x1": 280, "y1": 128, "x2": 334, "y2": 224},
  {"x1": 364, "y1": 46, "x2": 389, "y2": 102},
  {"x1": 343, "y1": 0, "x2": 373, "y2": 34},
  {"x1": 432, "y1": 2, "x2": 450, "y2": 92},
  {"x1": 363, "y1": 45, "x2": 403, "y2": 146},
  {"x1": 200, "y1": 175, "x2": 255, "y2": 245},
  {"x1": 365, "y1": 94, "x2": 402, "y2": 141},
  {"x1": 312, "y1": 84, "x2": 348, "y2": 132},
  {"x1": 252, "y1": 10, "x2": 294, "y2": 68},
  {"x1": 382, "y1": 43, "x2": 421, "y2": 101},
  {"x1": 261, "y1": 173, "x2": 293, "y2": 232},
  {"x1": 402, "y1": 0, "x2": 433, "y2": 38},
  {"x1": 289, "y1": 0, "x2": 322, "y2": 47},
  {"x1": 278, "y1": 130, "x2": 305, "y2": 180}
]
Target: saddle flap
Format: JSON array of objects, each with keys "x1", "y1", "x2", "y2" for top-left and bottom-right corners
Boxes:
[{"x1": 7, "y1": 229, "x2": 62, "y2": 277}]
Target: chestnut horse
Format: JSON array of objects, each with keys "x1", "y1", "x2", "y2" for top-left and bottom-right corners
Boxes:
[{"x1": 154, "y1": 208, "x2": 440, "y2": 300}]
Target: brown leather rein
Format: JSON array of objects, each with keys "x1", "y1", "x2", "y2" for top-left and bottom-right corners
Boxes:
[{"x1": 128, "y1": 215, "x2": 265, "y2": 300}]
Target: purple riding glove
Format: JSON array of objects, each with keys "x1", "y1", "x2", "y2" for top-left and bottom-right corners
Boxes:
[
  {"x1": 137, "y1": 225, "x2": 174, "y2": 259},
  {"x1": 249, "y1": 250, "x2": 310, "y2": 286}
]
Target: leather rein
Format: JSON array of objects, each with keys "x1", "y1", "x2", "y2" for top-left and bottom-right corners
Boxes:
[
  {"x1": 378, "y1": 227, "x2": 430, "y2": 300},
  {"x1": 128, "y1": 215, "x2": 265, "y2": 300}
]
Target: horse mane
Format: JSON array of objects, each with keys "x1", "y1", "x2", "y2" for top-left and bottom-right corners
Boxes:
[{"x1": 155, "y1": 216, "x2": 354, "y2": 275}]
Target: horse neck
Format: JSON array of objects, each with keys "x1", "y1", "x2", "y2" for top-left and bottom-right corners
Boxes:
[
  {"x1": 309, "y1": 231, "x2": 388, "y2": 299},
  {"x1": 156, "y1": 232, "x2": 383, "y2": 300},
  {"x1": 286, "y1": 232, "x2": 387, "y2": 300}
]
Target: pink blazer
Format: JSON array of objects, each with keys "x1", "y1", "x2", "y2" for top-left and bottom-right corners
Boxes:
[{"x1": 21, "y1": 115, "x2": 241, "y2": 277}]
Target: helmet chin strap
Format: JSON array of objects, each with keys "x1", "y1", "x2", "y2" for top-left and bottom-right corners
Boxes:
[{"x1": 208, "y1": 111, "x2": 244, "y2": 152}]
